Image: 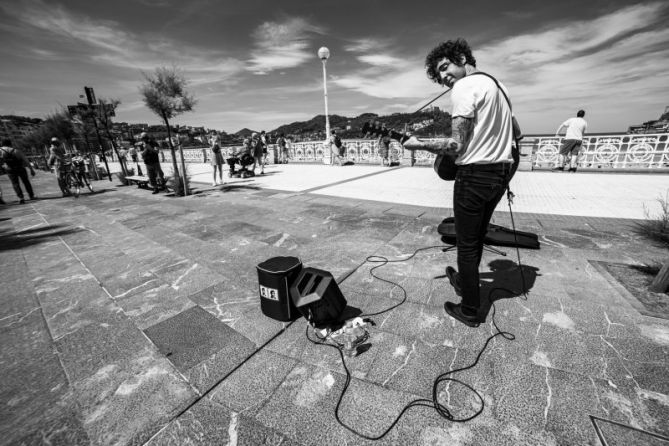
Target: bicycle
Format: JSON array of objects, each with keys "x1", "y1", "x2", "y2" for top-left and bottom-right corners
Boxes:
[{"x1": 61, "y1": 160, "x2": 94, "y2": 198}]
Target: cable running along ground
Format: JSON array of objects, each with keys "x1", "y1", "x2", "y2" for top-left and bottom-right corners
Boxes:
[{"x1": 306, "y1": 187, "x2": 530, "y2": 440}]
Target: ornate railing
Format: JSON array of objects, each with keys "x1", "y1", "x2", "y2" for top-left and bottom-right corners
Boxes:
[
  {"x1": 158, "y1": 133, "x2": 669, "y2": 172},
  {"x1": 533, "y1": 133, "x2": 669, "y2": 170}
]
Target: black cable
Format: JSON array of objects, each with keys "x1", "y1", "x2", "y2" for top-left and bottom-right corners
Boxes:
[
  {"x1": 304, "y1": 242, "x2": 524, "y2": 440},
  {"x1": 362, "y1": 245, "x2": 445, "y2": 317},
  {"x1": 304, "y1": 185, "x2": 534, "y2": 440}
]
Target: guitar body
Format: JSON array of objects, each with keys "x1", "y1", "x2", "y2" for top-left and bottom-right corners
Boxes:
[{"x1": 434, "y1": 153, "x2": 458, "y2": 181}]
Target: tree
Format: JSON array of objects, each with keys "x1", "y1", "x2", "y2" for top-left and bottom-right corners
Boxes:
[
  {"x1": 140, "y1": 67, "x2": 196, "y2": 196},
  {"x1": 43, "y1": 110, "x2": 77, "y2": 148},
  {"x1": 92, "y1": 98, "x2": 125, "y2": 175}
]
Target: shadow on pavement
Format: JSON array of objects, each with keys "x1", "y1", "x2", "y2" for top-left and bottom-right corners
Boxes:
[
  {"x1": 0, "y1": 224, "x2": 83, "y2": 252},
  {"x1": 479, "y1": 259, "x2": 540, "y2": 319},
  {"x1": 220, "y1": 184, "x2": 261, "y2": 192}
]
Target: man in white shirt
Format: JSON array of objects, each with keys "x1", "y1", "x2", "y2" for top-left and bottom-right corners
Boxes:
[
  {"x1": 553, "y1": 110, "x2": 587, "y2": 172},
  {"x1": 403, "y1": 38, "x2": 516, "y2": 328}
]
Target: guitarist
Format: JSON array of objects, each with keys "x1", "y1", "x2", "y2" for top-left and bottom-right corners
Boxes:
[{"x1": 403, "y1": 38, "x2": 515, "y2": 328}]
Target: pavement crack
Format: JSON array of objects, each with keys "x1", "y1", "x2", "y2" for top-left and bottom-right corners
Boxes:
[
  {"x1": 603, "y1": 312, "x2": 624, "y2": 337},
  {"x1": 543, "y1": 366, "x2": 552, "y2": 426},
  {"x1": 171, "y1": 263, "x2": 199, "y2": 290},
  {"x1": 226, "y1": 411, "x2": 239, "y2": 446},
  {"x1": 383, "y1": 340, "x2": 416, "y2": 386},
  {"x1": 444, "y1": 348, "x2": 459, "y2": 406}
]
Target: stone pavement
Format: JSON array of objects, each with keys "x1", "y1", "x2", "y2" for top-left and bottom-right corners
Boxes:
[{"x1": 0, "y1": 166, "x2": 668, "y2": 445}]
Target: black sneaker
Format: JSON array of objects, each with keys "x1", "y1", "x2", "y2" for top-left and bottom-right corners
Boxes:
[
  {"x1": 568, "y1": 167, "x2": 577, "y2": 172},
  {"x1": 152, "y1": 189, "x2": 160, "y2": 194},
  {"x1": 19, "y1": 198, "x2": 25, "y2": 204},
  {"x1": 0, "y1": 198, "x2": 5, "y2": 205},
  {"x1": 444, "y1": 302, "x2": 480, "y2": 328},
  {"x1": 446, "y1": 266, "x2": 462, "y2": 296},
  {"x1": 551, "y1": 166, "x2": 564, "y2": 171}
]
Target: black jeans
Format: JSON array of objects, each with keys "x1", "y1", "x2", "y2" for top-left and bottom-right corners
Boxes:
[
  {"x1": 7, "y1": 168, "x2": 34, "y2": 199},
  {"x1": 453, "y1": 163, "x2": 512, "y2": 315},
  {"x1": 145, "y1": 163, "x2": 164, "y2": 190}
]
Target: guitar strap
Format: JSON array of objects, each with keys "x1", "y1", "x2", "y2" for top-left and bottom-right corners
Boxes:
[{"x1": 469, "y1": 71, "x2": 521, "y2": 181}]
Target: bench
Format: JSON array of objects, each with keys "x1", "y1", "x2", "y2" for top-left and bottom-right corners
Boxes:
[
  {"x1": 124, "y1": 175, "x2": 151, "y2": 189},
  {"x1": 124, "y1": 175, "x2": 172, "y2": 192}
]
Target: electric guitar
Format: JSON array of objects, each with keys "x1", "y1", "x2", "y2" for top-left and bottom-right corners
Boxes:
[{"x1": 361, "y1": 122, "x2": 457, "y2": 180}]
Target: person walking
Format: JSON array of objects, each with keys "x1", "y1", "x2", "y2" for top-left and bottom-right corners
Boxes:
[
  {"x1": 377, "y1": 124, "x2": 391, "y2": 166},
  {"x1": 403, "y1": 38, "x2": 516, "y2": 328},
  {"x1": 138, "y1": 132, "x2": 165, "y2": 194},
  {"x1": 47, "y1": 137, "x2": 71, "y2": 197},
  {"x1": 209, "y1": 134, "x2": 225, "y2": 186},
  {"x1": 251, "y1": 132, "x2": 264, "y2": 174},
  {"x1": 329, "y1": 130, "x2": 344, "y2": 166},
  {"x1": 0, "y1": 139, "x2": 36, "y2": 203},
  {"x1": 276, "y1": 133, "x2": 288, "y2": 164},
  {"x1": 259, "y1": 131, "x2": 268, "y2": 173},
  {"x1": 553, "y1": 110, "x2": 587, "y2": 172}
]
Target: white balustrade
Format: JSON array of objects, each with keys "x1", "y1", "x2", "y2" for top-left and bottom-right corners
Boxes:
[{"x1": 156, "y1": 133, "x2": 669, "y2": 172}]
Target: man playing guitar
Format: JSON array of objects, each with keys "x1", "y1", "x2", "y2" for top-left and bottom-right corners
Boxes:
[{"x1": 403, "y1": 38, "x2": 516, "y2": 328}]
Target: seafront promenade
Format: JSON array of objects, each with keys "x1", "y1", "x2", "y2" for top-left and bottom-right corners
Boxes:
[{"x1": 1, "y1": 164, "x2": 667, "y2": 445}]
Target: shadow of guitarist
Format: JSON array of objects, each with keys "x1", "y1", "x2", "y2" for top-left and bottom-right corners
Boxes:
[{"x1": 478, "y1": 259, "x2": 540, "y2": 320}]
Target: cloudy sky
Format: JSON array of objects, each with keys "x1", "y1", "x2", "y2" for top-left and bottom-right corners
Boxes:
[{"x1": 1, "y1": 0, "x2": 667, "y2": 134}]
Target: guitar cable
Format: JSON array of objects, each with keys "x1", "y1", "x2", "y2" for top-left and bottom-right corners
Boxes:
[{"x1": 306, "y1": 187, "x2": 531, "y2": 441}]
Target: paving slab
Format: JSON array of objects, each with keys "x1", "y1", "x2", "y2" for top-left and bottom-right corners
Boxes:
[{"x1": 1, "y1": 167, "x2": 668, "y2": 446}]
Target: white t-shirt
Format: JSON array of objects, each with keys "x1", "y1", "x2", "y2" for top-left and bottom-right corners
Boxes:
[
  {"x1": 451, "y1": 74, "x2": 514, "y2": 165},
  {"x1": 561, "y1": 117, "x2": 587, "y2": 140}
]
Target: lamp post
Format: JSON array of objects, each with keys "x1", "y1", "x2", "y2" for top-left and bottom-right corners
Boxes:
[{"x1": 318, "y1": 47, "x2": 330, "y2": 164}]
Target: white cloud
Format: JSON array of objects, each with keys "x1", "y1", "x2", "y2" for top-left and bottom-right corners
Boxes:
[
  {"x1": 344, "y1": 37, "x2": 390, "y2": 53},
  {"x1": 331, "y1": 2, "x2": 669, "y2": 132},
  {"x1": 2, "y1": 0, "x2": 245, "y2": 85},
  {"x1": 357, "y1": 54, "x2": 404, "y2": 66},
  {"x1": 246, "y1": 17, "x2": 325, "y2": 74},
  {"x1": 473, "y1": 2, "x2": 669, "y2": 132}
]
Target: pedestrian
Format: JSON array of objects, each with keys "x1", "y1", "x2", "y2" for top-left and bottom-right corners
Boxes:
[
  {"x1": 403, "y1": 38, "x2": 516, "y2": 327},
  {"x1": 128, "y1": 144, "x2": 138, "y2": 163},
  {"x1": 138, "y1": 132, "x2": 165, "y2": 194},
  {"x1": 209, "y1": 134, "x2": 225, "y2": 186},
  {"x1": 0, "y1": 138, "x2": 36, "y2": 203},
  {"x1": 259, "y1": 130, "x2": 268, "y2": 172},
  {"x1": 251, "y1": 132, "x2": 264, "y2": 174},
  {"x1": 276, "y1": 133, "x2": 288, "y2": 164},
  {"x1": 47, "y1": 137, "x2": 71, "y2": 197},
  {"x1": 329, "y1": 130, "x2": 344, "y2": 166},
  {"x1": 553, "y1": 110, "x2": 587, "y2": 172},
  {"x1": 118, "y1": 147, "x2": 128, "y2": 172},
  {"x1": 71, "y1": 149, "x2": 94, "y2": 192},
  {"x1": 377, "y1": 123, "x2": 391, "y2": 166}
]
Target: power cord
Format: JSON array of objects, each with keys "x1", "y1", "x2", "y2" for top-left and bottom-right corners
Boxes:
[{"x1": 305, "y1": 188, "x2": 531, "y2": 440}]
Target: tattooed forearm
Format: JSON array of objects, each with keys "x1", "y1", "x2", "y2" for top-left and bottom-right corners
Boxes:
[{"x1": 451, "y1": 116, "x2": 474, "y2": 155}]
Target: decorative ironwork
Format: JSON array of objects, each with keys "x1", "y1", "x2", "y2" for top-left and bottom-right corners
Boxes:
[
  {"x1": 534, "y1": 133, "x2": 669, "y2": 170},
  {"x1": 155, "y1": 133, "x2": 668, "y2": 171}
]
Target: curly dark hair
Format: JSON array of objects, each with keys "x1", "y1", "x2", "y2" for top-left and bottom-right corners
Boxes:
[{"x1": 425, "y1": 38, "x2": 476, "y2": 85}]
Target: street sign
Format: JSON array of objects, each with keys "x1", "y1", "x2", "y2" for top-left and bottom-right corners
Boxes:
[{"x1": 84, "y1": 86, "x2": 97, "y2": 105}]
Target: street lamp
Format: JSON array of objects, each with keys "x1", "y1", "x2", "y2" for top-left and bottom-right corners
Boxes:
[{"x1": 318, "y1": 47, "x2": 330, "y2": 140}]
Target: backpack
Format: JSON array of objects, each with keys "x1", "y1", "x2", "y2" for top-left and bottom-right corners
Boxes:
[{"x1": 0, "y1": 147, "x2": 23, "y2": 171}]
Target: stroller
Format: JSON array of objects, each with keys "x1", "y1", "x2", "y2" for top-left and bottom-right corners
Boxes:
[{"x1": 226, "y1": 152, "x2": 255, "y2": 178}]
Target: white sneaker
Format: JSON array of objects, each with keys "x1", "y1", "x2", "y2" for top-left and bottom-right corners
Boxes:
[{"x1": 212, "y1": 181, "x2": 217, "y2": 186}]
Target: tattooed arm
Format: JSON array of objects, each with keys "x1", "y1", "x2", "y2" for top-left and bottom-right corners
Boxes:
[
  {"x1": 450, "y1": 116, "x2": 474, "y2": 155},
  {"x1": 402, "y1": 116, "x2": 474, "y2": 155}
]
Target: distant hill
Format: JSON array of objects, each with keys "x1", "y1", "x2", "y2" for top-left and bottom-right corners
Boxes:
[{"x1": 270, "y1": 108, "x2": 451, "y2": 139}]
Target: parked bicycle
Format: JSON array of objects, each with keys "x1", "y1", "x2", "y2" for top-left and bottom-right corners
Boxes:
[{"x1": 61, "y1": 155, "x2": 94, "y2": 197}]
